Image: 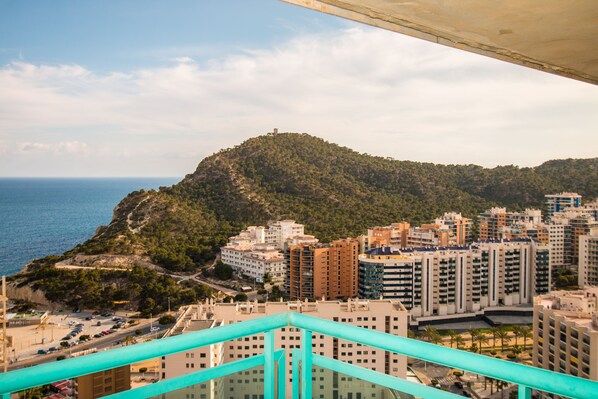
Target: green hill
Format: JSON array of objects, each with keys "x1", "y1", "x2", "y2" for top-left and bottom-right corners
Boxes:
[
  {"x1": 11, "y1": 132, "x2": 598, "y2": 313},
  {"x1": 54, "y1": 133, "x2": 598, "y2": 272}
]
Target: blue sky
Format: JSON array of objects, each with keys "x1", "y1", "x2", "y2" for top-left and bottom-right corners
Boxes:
[{"x1": 1, "y1": 1, "x2": 597, "y2": 177}]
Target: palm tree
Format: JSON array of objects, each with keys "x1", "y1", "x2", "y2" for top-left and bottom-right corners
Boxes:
[
  {"x1": 490, "y1": 326, "x2": 500, "y2": 348},
  {"x1": 520, "y1": 326, "x2": 532, "y2": 350},
  {"x1": 467, "y1": 328, "x2": 479, "y2": 349},
  {"x1": 423, "y1": 326, "x2": 441, "y2": 344},
  {"x1": 124, "y1": 334, "x2": 134, "y2": 346},
  {"x1": 496, "y1": 327, "x2": 510, "y2": 352},
  {"x1": 511, "y1": 345, "x2": 523, "y2": 360},
  {"x1": 512, "y1": 326, "x2": 522, "y2": 346},
  {"x1": 448, "y1": 330, "x2": 458, "y2": 348},
  {"x1": 454, "y1": 335, "x2": 466, "y2": 350},
  {"x1": 476, "y1": 333, "x2": 489, "y2": 354}
]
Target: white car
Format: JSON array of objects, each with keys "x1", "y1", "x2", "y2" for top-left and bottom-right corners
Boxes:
[{"x1": 150, "y1": 326, "x2": 160, "y2": 332}]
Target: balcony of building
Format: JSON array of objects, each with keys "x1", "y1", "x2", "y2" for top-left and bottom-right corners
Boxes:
[{"x1": 1, "y1": 312, "x2": 597, "y2": 399}]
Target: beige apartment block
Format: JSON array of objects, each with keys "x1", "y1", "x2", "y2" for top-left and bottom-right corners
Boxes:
[
  {"x1": 579, "y1": 231, "x2": 598, "y2": 287},
  {"x1": 75, "y1": 366, "x2": 130, "y2": 399},
  {"x1": 161, "y1": 299, "x2": 409, "y2": 399},
  {"x1": 478, "y1": 208, "x2": 542, "y2": 241},
  {"x1": 533, "y1": 288, "x2": 598, "y2": 397}
]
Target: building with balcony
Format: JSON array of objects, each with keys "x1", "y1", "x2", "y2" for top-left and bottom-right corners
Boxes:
[
  {"x1": 220, "y1": 243, "x2": 286, "y2": 284},
  {"x1": 75, "y1": 366, "x2": 130, "y2": 399},
  {"x1": 478, "y1": 208, "x2": 543, "y2": 241},
  {"x1": 545, "y1": 192, "x2": 582, "y2": 221},
  {"x1": 161, "y1": 299, "x2": 408, "y2": 399},
  {"x1": 221, "y1": 220, "x2": 318, "y2": 284},
  {"x1": 579, "y1": 231, "x2": 598, "y2": 287},
  {"x1": 533, "y1": 288, "x2": 598, "y2": 397},
  {"x1": 285, "y1": 238, "x2": 359, "y2": 300},
  {"x1": 359, "y1": 239, "x2": 550, "y2": 322}
]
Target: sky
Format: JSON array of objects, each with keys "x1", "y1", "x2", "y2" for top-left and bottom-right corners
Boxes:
[{"x1": 1, "y1": 1, "x2": 597, "y2": 177}]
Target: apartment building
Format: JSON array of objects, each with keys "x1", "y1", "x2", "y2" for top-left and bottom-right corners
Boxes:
[
  {"x1": 545, "y1": 192, "x2": 582, "y2": 221},
  {"x1": 221, "y1": 220, "x2": 317, "y2": 284},
  {"x1": 358, "y1": 239, "x2": 551, "y2": 321},
  {"x1": 75, "y1": 366, "x2": 130, "y2": 399},
  {"x1": 360, "y1": 222, "x2": 410, "y2": 252},
  {"x1": 579, "y1": 231, "x2": 598, "y2": 287},
  {"x1": 434, "y1": 212, "x2": 472, "y2": 246},
  {"x1": 359, "y1": 213, "x2": 471, "y2": 252},
  {"x1": 407, "y1": 224, "x2": 452, "y2": 247},
  {"x1": 533, "y1": 288, "x2": 598, "y2": 397},
  {"x1": 478, "y1": 208, "x2": 542, "y2": 241},
  {"x1": 220, "y1": 243, "x2": 286, "y2": 284},
  {"x1": 285, "y1": 238, "x2": 359, "y2": 300},
  {"x1": 161, "y1": 300, "x2": 409, "y2": 399}
]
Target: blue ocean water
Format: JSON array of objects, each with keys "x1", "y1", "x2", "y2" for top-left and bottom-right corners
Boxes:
[{"x1": 0, "y1": 178, "x2": 179, "y2": 276}]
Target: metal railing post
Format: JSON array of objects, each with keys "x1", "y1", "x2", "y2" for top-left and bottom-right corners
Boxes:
[
  {"x1": 264, "y1": 330, "x2": 275, "y2": 399},
  {"x1": 519, "y1": 385, "x2": 531, "y2": 399},
  {"x1": 301, "y1": 329, "x2": 313, "y2": 399},
  {"x1": 278, "y1": 350, "x2": 286, "y2": 399},
  {"x1": 292, "y1": 349, "x2": 300, "y2": 399}
]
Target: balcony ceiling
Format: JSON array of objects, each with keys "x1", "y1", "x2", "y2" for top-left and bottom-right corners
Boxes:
[{"x1": 282, "y1": 0, "x2": 598, "y2": 85}]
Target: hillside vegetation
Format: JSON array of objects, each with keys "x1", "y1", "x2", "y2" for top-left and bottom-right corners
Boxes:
[{"x1": 12, "y1": 133, "x2": 598, "y2": 310}]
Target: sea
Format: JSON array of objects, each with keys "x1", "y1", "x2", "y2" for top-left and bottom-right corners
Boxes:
[{"x1": 0, "y1": 177, "x2": 180, "y2": 277}]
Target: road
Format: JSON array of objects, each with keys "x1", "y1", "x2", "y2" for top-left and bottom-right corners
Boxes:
[{"x1": 8, "y1": 317, "x2": 162, "y2": 371}]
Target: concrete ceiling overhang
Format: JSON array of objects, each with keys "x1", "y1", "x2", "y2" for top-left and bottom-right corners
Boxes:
[{"x1": 281, "y1": 0, "x2": 598, "y2": 85}]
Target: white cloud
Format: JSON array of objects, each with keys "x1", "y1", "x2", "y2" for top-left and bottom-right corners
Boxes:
[
  {"x1": 0, "y1": 27, "x2": 597, "y2": 176},
  {"x1": 16, "y1": 141, "x2": 90, "y2": 156}
]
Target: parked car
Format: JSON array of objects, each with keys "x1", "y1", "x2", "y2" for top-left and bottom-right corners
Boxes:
[
  {"x1": 37, "y1": 349, "x2": 48, "y2": 355},
  {"x1": 150, "y1": 326, "x2": 160, "y2": 332},
  {"x1": 48, "y1": 347, "x2": 58, "y2": 352}
]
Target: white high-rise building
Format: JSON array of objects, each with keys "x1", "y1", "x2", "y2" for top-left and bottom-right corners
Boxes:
[
  {"x1": 545, "y1": 192, "x2": 582, "y2": 221},
  {"x1": 221, "y1": 220, "x2": 317, "y2": 284},
  {"x1": 359, "y1": 239, "x2": 551, "y2": 322},
  {"x1": 161, "y1": 300, "x2": 409, "y2": 399}
]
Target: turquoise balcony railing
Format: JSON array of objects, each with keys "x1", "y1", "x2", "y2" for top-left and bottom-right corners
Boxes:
[{"x1": 1, "y1": 311, "x2": 596, "y2": 399}]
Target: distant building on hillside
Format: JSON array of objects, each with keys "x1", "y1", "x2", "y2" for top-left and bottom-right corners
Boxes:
[
  {"x1": 545, "y1": 192, "x2": 582, "y2": 221},
  {"x1": 285, "y1": 238, "x2": 359, "y2": 300},
  {"x1": 478, "y1": 208, "x2": 542, "y2": 241},
  {"x1": 359, "y1": 212, "x2": 471, "y2": 252},
  {"x1": 359, "y1": 239, "x2": 550, "y2": 322},
  {"x1": 221, "y1": 220, "x2": 317, "y2": 284}
]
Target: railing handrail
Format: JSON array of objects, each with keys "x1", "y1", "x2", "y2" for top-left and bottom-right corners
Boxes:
[
  {"x1": 289, "y1": 312, "x2": 597, "y2": 399},
  {"x1": 0, "y1": 312, "x2": 288, "y2": 394},
  {"x1": 1, "y1": 311, "x2": 596, "y2": 399}
]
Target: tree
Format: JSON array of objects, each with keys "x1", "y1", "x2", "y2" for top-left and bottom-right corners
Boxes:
[
  {"x1": 496, "y1": 327, "x2": 510, "y2": 352},
  {"x1": 454, "y1": 335, "x2": 466, "y2": 349},
  {"x1": 124, "y1": 335, "x2": 134, "y2": 346},
  {"x1": 234, "y1": 293, "x2": 248, "y2": 302},
  {"x1": 214, "y1": 262, "x2": 233, "y2": 280},
  {"x1": 423, "y1": 326, "x2": 441, "y2": 344},
  {"x1": 447, "y1": 330, "x2": 458, "y2": 348},
  {"x1": 490, "y1": 326, "x2": 500, "y2": 348},
  {"x1": 60, "y1": 341, "x2": 69, "y2": 348},
  {"x1": 520, "y1": 326, "x2": 532, "y2": 350},
  {"x1": 476, "y1": 333, "x2": 489, "y2": 354},
  {"x1": 467, "y1": 328, "x2": 480, "y2": 349},
  {"x1": 158, "y1": 314, "x2": 176, "y2": 325},
  {"x1": 512, "y1": 326, "x2": 522, "y2": 346}
]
